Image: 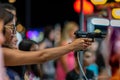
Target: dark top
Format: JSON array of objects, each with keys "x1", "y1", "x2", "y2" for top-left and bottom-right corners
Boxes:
[
  {"x1": 7, "y1": 66, "x2": 24, "y2": 80},
  {"x1": 66, "y1": 69, "x2": 94, "y2": 80},
  {"x1": 6, "y1": 68, "x2": 21, "y2": 80}
]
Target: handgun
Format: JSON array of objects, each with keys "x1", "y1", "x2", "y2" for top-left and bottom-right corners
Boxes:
[{"x1": 74, "y1": 31, "x2": 106, "y2": 42}]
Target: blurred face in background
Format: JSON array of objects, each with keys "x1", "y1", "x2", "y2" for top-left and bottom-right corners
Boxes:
[
  {"x1": 30, "y1": 44, "x2": 39, "y2": 51},
  {"x1": 83, "y1": 51, "x2": 94, "y2": 66},
  {"x1": 62, "y1": 21, "x2": 79, "y2": 41},
  {"x1": 69, "y1": 26, "x2": 78, "y2": 40},
  {"x1": 49, "y1": 30, "x2": 55, "y2": 41},
  {"x1": 54, "y1": 26, "x2": 61, "y2": 45}
]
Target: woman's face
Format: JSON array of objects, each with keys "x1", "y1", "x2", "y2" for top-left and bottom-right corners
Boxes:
[
  {"x1": 4, "y1": 20, "x2": 17, "y2": 48},
  {"x1": 10, "y1": 35, "x2": 18, "y2": 49},
  {"x1": 49, "y1": 30, "x2": 55, "y2": 41},
  {"x1": 30, "y1": 44, "x2": 39, "y2": 51},
  {"x1": 69, "y1": 26, "x2": 78, "y2": 40}
]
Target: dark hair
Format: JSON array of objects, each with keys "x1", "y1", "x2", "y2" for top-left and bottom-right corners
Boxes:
[
  {"x1": 1, "y1": 3, "x2": 15, "y2": 25},
  {"x1": 4, "y1": 11, "x2": 14, "y2": 25},
  {"x1": 19, "y1": 39, "x2": 40, "y2": 77},
  {"x1": 44, "y1": 25, "x2": 53, "y2": 39},
  {"x1": 2, "y1": 11, "x2": 14, "y2": 36},
  {"x1": 19, "y1": 39, "x2": 37, "y2": 51},
  {"x1": 1, "y1": 3, "x2": 16, "y2": 11},
  {"x1": 0, "y1": 4, "x2": 10, "y2": 23},
  {"x1": 0, "y1": 4, "x2": 14, "y2": 35}
]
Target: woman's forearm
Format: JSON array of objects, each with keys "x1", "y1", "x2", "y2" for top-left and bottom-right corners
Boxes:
[
  {"x1": 4, "y1": 38, "x2": 92, "y2": 66},
  {"x1": 3, "y1": 44, "x2": 74, "y2": 66},
  {"x1": 35, "y1": 44, "x2": 74, "y2": 63}
]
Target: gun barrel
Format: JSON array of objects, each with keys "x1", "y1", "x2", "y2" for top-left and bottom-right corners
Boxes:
[{"x1": 74, "y1": 31, "x2": 106, "y2": 38}]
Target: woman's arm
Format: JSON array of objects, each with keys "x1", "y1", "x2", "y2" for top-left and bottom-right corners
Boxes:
[{"x1": 3, "y1": 38, "x2": 92, "y2": 66}]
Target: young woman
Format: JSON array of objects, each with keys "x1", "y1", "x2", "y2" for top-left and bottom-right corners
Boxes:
[
  {"x1": 66, "y1": 50, "x2": 94, "y2": 80},
  {"x1": 19, "y1": 39, "x2": 41, "y2": 80},
  {"x1": 0, "y1": 4, "x2": 15, "y2": 80},
  {"x1": 56, "y1": 21, "x2": 79, "y2": 80},
  {"x1": 1, "y1": 3, "x2": 92, "y2": 67}
]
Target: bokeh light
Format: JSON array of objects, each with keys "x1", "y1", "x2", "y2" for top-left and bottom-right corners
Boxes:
[
  {"x1": 26, "y1": 28, "x2": 44, "y2": 42},
  {"x1": 8, "y1": 0, "x2": 16, "y2": 3},
  {"x1": 73, "y1": 0, "x2": 94, "y2": 15},
  {"x1": 91, "y1": 0, "x2": 107, "y2": 5}
]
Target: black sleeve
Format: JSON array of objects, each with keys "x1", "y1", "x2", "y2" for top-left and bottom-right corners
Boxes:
[
  {"x1": 86, "y1": 69, "x2": 94, "y2": 79},
  {"x1": 66, "y1": 72, "x2": 73, "y2": 80},
  {"x1": 66, "y1": 70, "x2": 78, "y2": 80}
]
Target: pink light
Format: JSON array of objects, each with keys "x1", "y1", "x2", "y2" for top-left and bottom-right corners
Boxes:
[{"x1": 26, "y1": 30, "x2": 39, "y2": 39}]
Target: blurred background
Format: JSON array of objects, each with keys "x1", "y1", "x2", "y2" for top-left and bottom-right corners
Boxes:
[
  {"x1": 0, "y1": 0, "x2": 119, "y2": 42},
  {"x1": 1, "y1": 0, "x2": 120, "y2": 80}
]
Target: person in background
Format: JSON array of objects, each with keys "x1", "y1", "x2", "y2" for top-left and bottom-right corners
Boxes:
[
  {"x1": 19, "y1": 39, "x2": 41, "y2": 80},
  {"x1": 66, "y1": 50, "x2": 94, "y2": 80},
  {"x1": 96, "y1": 27, "x2": 112, "y2": 80},
  {"x1": 109, "y1": 27, "x2": 120, "y2": 80},
  {"x1": 56, "y1": 21, "x2": 79, "y2": 80},
  {"x1": 54, "y1": 23, "x2": 61, "y2": 47},
  {"x1": 93, "y1": 39, "x2": 109, "y2": 80},
  {"x1": 39, "y1": 26, "x2": 55, "y2": 80},
  {"x1": 86, "y1": 41, "x2": 99, "y2": 76}
]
